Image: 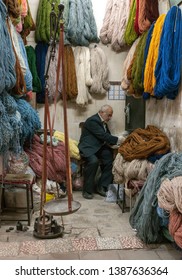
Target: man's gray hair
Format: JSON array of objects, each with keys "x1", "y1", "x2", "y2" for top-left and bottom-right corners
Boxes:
[{"x1": 99, "y1": 104, "x2": 113, "y2": 113}]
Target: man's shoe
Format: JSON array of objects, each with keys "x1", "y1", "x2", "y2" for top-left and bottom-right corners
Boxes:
[
  {"x1": 97, "y1": 187, "x2": 106, "y2": 197},
  {"x1": 82, "y1": 192, "x2": 93, "y2": 199}
]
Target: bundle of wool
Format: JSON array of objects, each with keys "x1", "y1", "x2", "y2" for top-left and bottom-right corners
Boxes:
[
  {"x1": 66, "y1": 0, "x2": 77, "y2": 44},
  {"x1": 0, "y1": 1, "x2": 16, "y2": 94},
  {"x1": 103, "y1": 0, "x2": 120, "y2": 45},
  {"x1": 154, "y1": 6, "x2": 182, "y2": 100},
  {"x1": 7, "y1": 150, "x2": 29, "y2": 174},
  {"x1": 134, "y1": 0, "x2": 140, "y2": 35},
  {"x1": 99, "y1": 0, "x2": 114, "y2": 45},
  {"x1": 138, "y1": 0, "x2": 159, "y2": 33},
  {"x1": 35, "y1": 0, "x2": 60, "y2": 43},
  {"x1": 17, "y1": 32, "x2": 33, "y2": 91},
  {"x1": 157, "y1": 178, "x2": 176, "y2": 212},
  {"x1": 118, "y1": 125, "x2": 170, "y2": 162},
  {"x1": 126, "y1": 51, "x2": 136, "y2": 83},
  {"x1": 157, "y1": 176, "x2": 182, "y2": 214},
  {"x1": 61, "y1": 0, "x2": 71, "y2": 45},
  {"x1": 100, "y1": 0, "x2": 130, "y2": 51},
  {"x1": 25, "y1": 46, "x2": 42, "y2": 93},
  {"x1": 142, "y1": 22, "x2": 155, "y2": 99},
  {"x1": 8, "y1": 18, "x2": 27, "y2": 96},
  {"x1": 130, "y1": 152, "x2": 182, "y2": 243},
  {"x1": 4, "y1": 0, "x2": 21, "y2": 25},
  {"x1": 67, "y1": 0, "x2": 99, "y2": 46},
  {"x1": 121, "y1": 37, "x2": 140, "y2": 90},
  {"x1": 0, "y1": 91, "x2": 22, "y2": 154},
  {"x1": 16, "y1": 98, "x2": 41, "y2": 145},
  {"x1": 89, "y1": 45, "x2": 110, "y2": 95},
  {"x1": 125, "y1": 49, "x2": 138, "y2": 96},
  {"x1": 112, "y1": 153, "x2": 126, "y2": 183},
  {"x1": 81, "y1": 0, "x2": 99, "y2": 43},
  {"x1": 63, "y1": 45, "x2": 78, "y2": 100},
  {"x1": 20, "y1": 0, "x2": 36, "y2": 44},
  {"x1": 19, "y1": 0, "x2": 28, "y2": 17},
  {"x1": 24, "y1": 134, "x2": 66, "y2": 183},
  {"x1": 112, "y1": 153, "x2": 150, "y2": 184},
  {"x1": 143, "y1": 14, "x2": 165, "y2": 97},
  {"x1": 156, "y1": 206, "x2": 170, "y2": 228},
  {"x1": 74, "y1": 46, "x2": 92, "y2": 106},
  {"x1": 54, "y1": 130, "x2": 80, "y2": 160},
  {"x1": 35, "y1": 42, "x2": 49, "y2": 103},
  {"x1": 44, "y1": 44, "x2": 62, "y2": 102},
  {"x1": 125, "y1": 159, "x2": 145, "y2": 180},
  {"x1": 111, "y1": 0, "x2": 131, "y2": 52},
  {"x1": 124, "y1": 0, "x2": 138, "y2": 45},
  {"x1": 168, "y1": 209, "x2": 182, "y2": 249},
  {"x1": 130, "y1": 31, "x2": 148, "y2": 97},
  {"x1": 0, "y1": 99, "x2": 14, "y2": 153}
]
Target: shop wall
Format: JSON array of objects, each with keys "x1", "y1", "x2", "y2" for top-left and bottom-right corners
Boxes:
[
  {"x1": 27, "y1": 0, "x2": 127, "y2": 141},
  {"x1": 27, "y1": 0, "x2": 182, "y2": 152}
]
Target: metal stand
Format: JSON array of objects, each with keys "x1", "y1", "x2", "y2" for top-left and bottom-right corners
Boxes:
[{"x1": 33, "y1": 3, "x2": 81, "y2": 239}]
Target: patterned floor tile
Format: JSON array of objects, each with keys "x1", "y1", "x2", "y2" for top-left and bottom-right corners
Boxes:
[
  {"x1": 45, "y1": 238, "x2": 73, "y2": 253},
  {"x1": 19, "y1": 240, "x2": 46, "y2": 255},
  {"x1": 119, "y1": 236, "x2": 146, "y2": 249},
  {"x1": 96, "y1": 237, "x2": 122, "y2": 250},
  {"x1": 71, "y1": 237, "x2": 98, "y2": 251},
  {"x1": 63, "y1": 227, "x2": 99, "y2": 239},
  {"x1": 0, "y1": 241, "x2": 19, "y2": 257}
]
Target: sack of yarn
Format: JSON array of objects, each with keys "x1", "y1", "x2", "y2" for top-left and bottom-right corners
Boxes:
[{"x1": 7, "y1": 151, "x2": 29, "y2": 174}]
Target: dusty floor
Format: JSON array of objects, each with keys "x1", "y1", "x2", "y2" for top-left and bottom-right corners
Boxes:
[{"x1": 0, "y1": 191, "x2": 182, "y2": 260}]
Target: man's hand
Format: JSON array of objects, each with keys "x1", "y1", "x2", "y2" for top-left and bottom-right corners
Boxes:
[{"x1": 117, "y1": 135, "x2": 126, "y2": 145}]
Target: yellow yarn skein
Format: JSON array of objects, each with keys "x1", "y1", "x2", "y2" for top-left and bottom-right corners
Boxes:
[{"x1": 143, "y1": 14, "x2": 166, "y2": 96}]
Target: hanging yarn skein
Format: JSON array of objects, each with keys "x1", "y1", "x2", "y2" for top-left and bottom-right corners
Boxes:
[
  {"x1": 154, "y1": 6, "x2": 182, "y2": 100},
  {"x1": 124, "y1": 0, "x2": 138, "y2": 46},
  {"x1": 142, "y1": 22, "x2": 155, "y2": 100},
  {"x1": 143, "y1": 14, "x2": 166, "y2": 98},
  {"x1": 0, "y1": 1, "x2": 16, "y2": 94}
]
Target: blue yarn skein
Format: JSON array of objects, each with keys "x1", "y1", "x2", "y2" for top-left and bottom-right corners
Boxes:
[{"x1": 154, "y1": 6, "x2": 182, "y2": 99}]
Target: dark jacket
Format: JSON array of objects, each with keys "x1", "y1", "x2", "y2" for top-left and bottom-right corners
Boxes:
[{"x1": 78, "y1": 113, "x2": 118, "y2": 157}]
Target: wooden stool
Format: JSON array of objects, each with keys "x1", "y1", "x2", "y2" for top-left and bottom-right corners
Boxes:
[{"x1": 0, "y1": 174, "x2": 35, "y2": 226}]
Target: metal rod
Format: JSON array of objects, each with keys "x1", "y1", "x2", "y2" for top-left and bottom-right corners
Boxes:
[{"x1": 59, "y1": 20, "x2": 73, "y2": 212}]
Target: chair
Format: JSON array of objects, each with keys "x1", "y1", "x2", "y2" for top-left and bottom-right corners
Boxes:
[{"x1": 0, "y1": 173, "x2": 35, "y2": 226}]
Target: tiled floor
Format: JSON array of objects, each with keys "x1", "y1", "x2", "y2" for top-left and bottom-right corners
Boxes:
[{"x1": 0, "y1": 191, "x2": 182, "y2": 260}]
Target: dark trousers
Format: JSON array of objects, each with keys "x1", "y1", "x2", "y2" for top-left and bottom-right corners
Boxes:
[{"x1": 82, "y1": 146, "x2": 114, "y2": 194}]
